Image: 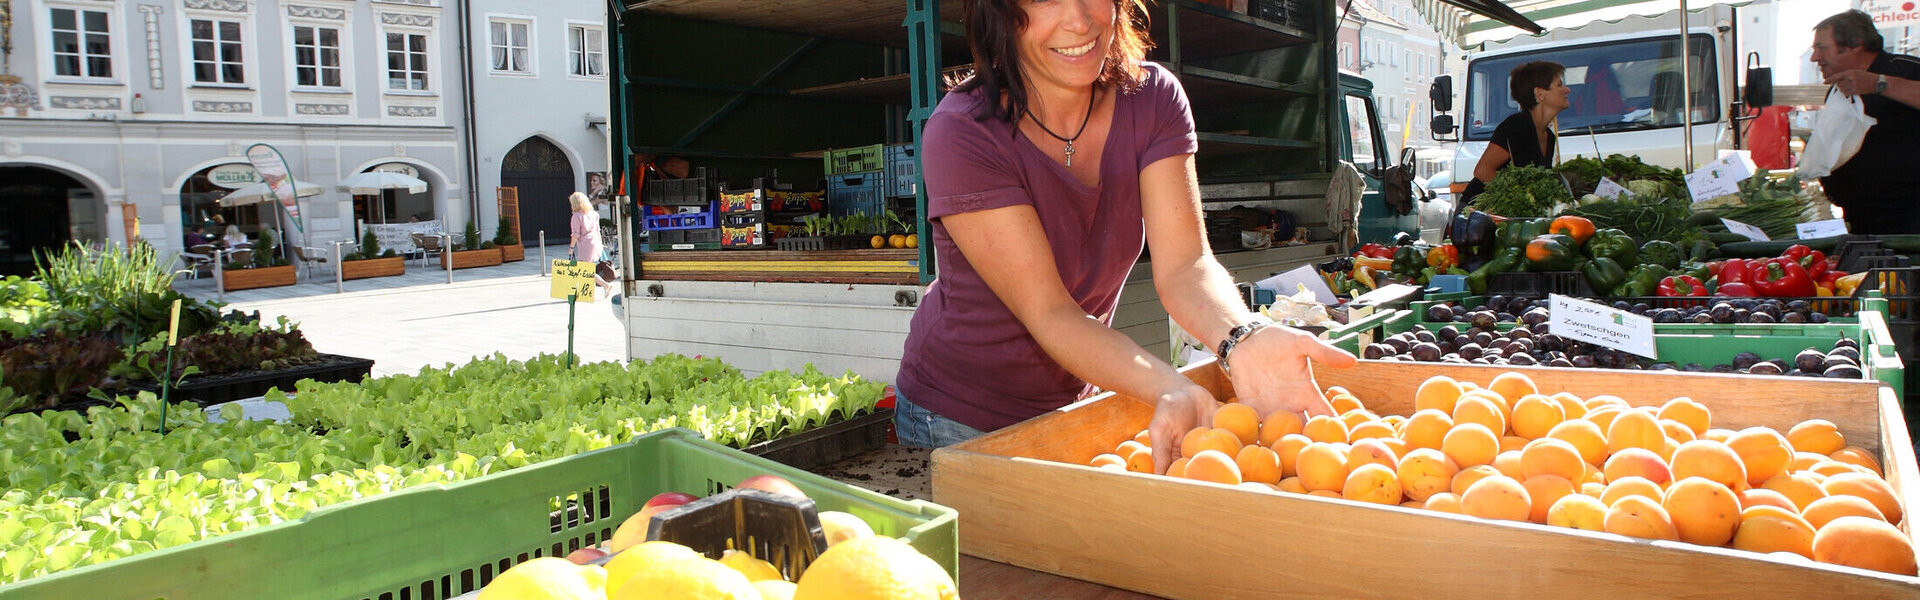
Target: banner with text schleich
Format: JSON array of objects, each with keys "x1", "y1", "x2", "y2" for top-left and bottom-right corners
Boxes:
[{"x1": 244, "y1": 143, "x2": 304, "y2": 234}]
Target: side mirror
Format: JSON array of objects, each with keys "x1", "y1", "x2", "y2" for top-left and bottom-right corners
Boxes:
[
  {"x1": 1429, "y1": 75, "x2": 1454, "y2": 113},
  {"x1": 1430, "y1": 114, "x2": 1456, "y2": 136},
  {"x1": 1742, "y1": 53, "x2": 1773, "y2": 108}
]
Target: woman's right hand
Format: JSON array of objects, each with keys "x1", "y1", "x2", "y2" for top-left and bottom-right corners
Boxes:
[{"x1": 1148, "y1": 382, "x2": 1219, "y2": 474}]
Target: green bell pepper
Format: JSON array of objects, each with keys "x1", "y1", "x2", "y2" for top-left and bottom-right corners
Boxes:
[
  {"x1": 1619, "y1": 264, "x2": 1671, "y2": 297},
  {"x1": 1393, "y1": 245, "x2": 1428, "y2": 278},
  {"x1": 1525, "y1": 234, "x2": 1581, "y2": 271},
  {"x1": 1496, "y1": 218, "x2": 1552, "y2": 250},
  {"x1": 1678, "y1": 261, "x2": 1712, "y2": 282},
  {"x1": 1581, "y1": 257, "x2": 1628, "y2": 296},
  {"x1": 1639, "y1": 240, "x2": 1683, "y2": 270},
  {"x1": 1587, "y1": 229, "x2": 1638, "y2": 264},
  {"x1": 1468, "y1": 247, "x2": 1522, "y2": 295}
]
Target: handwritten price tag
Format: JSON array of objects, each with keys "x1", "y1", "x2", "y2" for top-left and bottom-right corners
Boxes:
[
  {"x1": 1796, "y1": 219, "x2": 1848, "y2": 239},
  {"x1": 550, "y1": 259, "x2": 597, "y2": 303},
  {"x1": 1549, "y1": 294, "x2": 1656, "y2": 359},
  {"x1": 1594, "y1": 177, "x2": 1631, "y2": 200},
  {"x1": 1721, "y1": 218, "x2": 1771, "y2": 242}
]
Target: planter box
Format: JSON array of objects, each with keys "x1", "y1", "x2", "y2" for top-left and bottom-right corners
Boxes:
[
  {"x1": 499, "y1": 244, "x2": 525, "y2": 262},
  {"x1": 135, "y1": 353, "x2": 375, "y2": 406},
  {"x1": 440, "y1": 248, "x2": 503, "y2": 270},
  {"x1": 744, "y1": 409, "x2": 892, "y2": 471},
  {"x1": 221, "y1": 265, "x2": 297, "y2": 291},
  {"x1": 340, "y1": 256, "x2": 406, "y2": 280},
  {"x1": 933, "y1": 360, "x2": 1920, "y2": 599}
]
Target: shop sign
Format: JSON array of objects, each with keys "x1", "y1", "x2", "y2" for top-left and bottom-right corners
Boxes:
[
  {"x1": 374, "y1": 163, "x2": 420, "y2": 178},
  {"x1": 1862, "y1": 0, "x2": 1920, "y2": 25},
  {"x1": 207, "y1": 164, "x2": 262, "y2": 189}
]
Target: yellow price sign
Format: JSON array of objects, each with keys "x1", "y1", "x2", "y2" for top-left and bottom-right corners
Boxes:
[{"x1": 550, "y1": 259, "x2": 597, "y2": 302}]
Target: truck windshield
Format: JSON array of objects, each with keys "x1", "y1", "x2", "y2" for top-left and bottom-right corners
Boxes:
[{"x1": 1464, "y1": 34, "x2": 1717, "y2": 140}]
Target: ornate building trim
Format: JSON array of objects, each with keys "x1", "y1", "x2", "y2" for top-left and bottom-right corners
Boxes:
[
  {"x1": 296, "y1": 103, "x2": 350, "y2": 115},
  {"x1": 285, "y1": 5, "x2": 345, "y2": 20},
  {"x1": 386, "y1": 105, "x2": 435, "y2": 117},
  {"x1": 139, "y1": 5, "x2": 166, "y2": 89},
  {"x1": 182, "y1": 0, "x2": 250, "y2": 13},
  {"x1": 193, "y1": 100, "x2": 254, "y2": 113},
  {"x1": 379, "y1": 12, "x2": 433, "y2": 27},
  {"x1": 50, "y1": 96, "x2": 123, "y2": 110}
]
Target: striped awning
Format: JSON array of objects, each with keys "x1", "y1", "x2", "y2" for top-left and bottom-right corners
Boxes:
[{"x1": 1416, "y1": 0, "x2": 1755, "y2": 48}]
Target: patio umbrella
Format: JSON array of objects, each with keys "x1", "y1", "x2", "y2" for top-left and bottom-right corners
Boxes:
[
  {"x1": 218, "y1": 178, "x2": 322, "y2": 207},
  {"x1": 337, "y1": 171, "x2": 428, "y2": 195}
]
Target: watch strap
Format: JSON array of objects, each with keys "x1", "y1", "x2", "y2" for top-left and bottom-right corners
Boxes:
[
  {"x1": 1216, "y1": 318, "x2": 1273, "y2": 374},
  {"x1": 1878, "y1": 74, "x2": 1889, "y2": 95}
]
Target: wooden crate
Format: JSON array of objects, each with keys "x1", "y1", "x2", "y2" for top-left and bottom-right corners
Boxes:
[
  {"x1": 440, "y1": 248, "x2": 503, "y2": 270},
  {"x1": 499, "y1": 244, "x2": 525, "y2": 262},
  {"x1": 221, "y1": 265, "x2": 296, "y2": 291},
  {"x1": 933, "y1": 360, "x2": 1920, "y2": 599},
  {"x1": 340, "y1": 257, "x2": 405, "y2": 280}
]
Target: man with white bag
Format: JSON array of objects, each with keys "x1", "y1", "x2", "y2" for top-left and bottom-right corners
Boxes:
[{"x1": 1811, "y1": 10, "x2": 1920, "y2": 234}]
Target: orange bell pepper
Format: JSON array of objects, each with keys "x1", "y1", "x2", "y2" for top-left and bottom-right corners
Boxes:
[{"x1": 1548, "y1": 216, "x2": 1597, "y2": 246}]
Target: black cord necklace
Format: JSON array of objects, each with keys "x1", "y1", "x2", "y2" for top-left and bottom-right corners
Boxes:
[{"x1": 1029, "y1": 90, "x2": 1097, "y2": 167}]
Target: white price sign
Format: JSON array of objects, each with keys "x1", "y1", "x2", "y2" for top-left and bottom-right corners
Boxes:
[
  {"x1": 1594, "y1": 177, "x2": 1631, "y2": 200},
  {"x1": 1549, "y1": 294, "x2": 1657, "y2": 359},
  {"x1": 1721, "y1": 218, "x2": 1771, "y2": 242},
  {"x1": 1796, "y1": 218, "x2": 1849, "y2": 239},
  {"x1": 1684, "y1": 152, "x2": 1756, "y2": 202}
]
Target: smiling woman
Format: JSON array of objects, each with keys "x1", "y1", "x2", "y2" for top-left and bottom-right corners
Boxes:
[{"x1": 895, "y1": 0, "x2": 1356, "y2": 465}]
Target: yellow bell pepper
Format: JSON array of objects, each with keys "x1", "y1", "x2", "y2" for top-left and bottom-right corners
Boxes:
[
  {"x1": 1353, "y1": 265, "x2": 1380, "y2": 290},
  {"x1": 1815, "y1": 285, "x2": 1833, "y2": 297},
  {"x1": 1836, "y1": 272, "x2": 1867, "y2": 296}
]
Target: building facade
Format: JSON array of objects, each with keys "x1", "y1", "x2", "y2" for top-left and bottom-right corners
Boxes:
[
  {"x1": 466, "y1": 0, "x2": 610, "y2": 248},
  {"x1": 1352, "y1": 0, "x2": 1454, "y2": 177}
]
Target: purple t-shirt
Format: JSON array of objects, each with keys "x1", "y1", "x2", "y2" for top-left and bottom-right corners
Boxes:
[{"x1": 896, "y1": 62, "x2": 1198, "y2": 432}]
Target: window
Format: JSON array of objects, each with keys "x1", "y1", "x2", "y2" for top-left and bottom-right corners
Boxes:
[
  {"x1": 1464, "y1": 34, "x2": 1720, "y2": 139},
  {"x1": 1339, "y1": 43, "x2": 1352, "y2": 69},
  {"x1": 386, "y1": 32, "x2": 429, "y2": 90},
  {"x1": 292, "y1": 25, "x2": 342, "y2": 88},
  {"x1": 489, "y1": 19, "x2": 530, "y2": 73},
  {"x1": 51, "y1": 7, "x2": 113, "y2": 78},
  {"x1": 1345, "y1": 95, "x2": 1382, "y2": 170},
  {"x1": 569, "y1": 25, "x2": 605, "y2": 77},
  {"x1": 191, "y1": 18, "x2": 245, "y2": 84}
]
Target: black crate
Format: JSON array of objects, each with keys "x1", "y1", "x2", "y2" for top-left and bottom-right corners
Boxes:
[
  {"x1": 1252, "y1": 0, "x2": 1315, "y2": 30},
  {"x1": 646, "y1": 489, "x2": 827, "y2": 581},
  {"x1": 644, "y1": 167, "x2": 719, "y2": 206},
  {"x1": 654, "y1": 228, "x2": 722, "y2": 245},
  {"x1": 1488, "y1": 271, "x2": 1594, "y2": 297},
  {"x1": 1861, "y1": 267, "x2": 1918, "y2": 324},
  {"x1": 745, "y1": 409, "x2": 893, "y2": 471}
]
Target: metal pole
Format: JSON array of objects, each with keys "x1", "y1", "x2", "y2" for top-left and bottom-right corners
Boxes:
[
  {"x1": 213, "y1": 248, "x2": 225, "y2": 302},
  {"x1": 332, "y1": 240, "x2": 347, "y2": 294},
  {"x1": 539, "y1": 230, "x2": 548, "y2": 275},
  {"x1": 1679, "y1": 0, "x2": 1695, "y2": 171},
  {"x1": 442, "y1": 233, "x2": 454, "y2": 284}
]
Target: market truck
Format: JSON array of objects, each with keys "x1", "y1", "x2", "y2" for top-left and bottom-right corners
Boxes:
[
  {"x1": 1429, "y1": 5, "x2": 1775, "y2": 191},
  {"x1": 603, "y1": 0, "x2": 1525, "y2": 380}
]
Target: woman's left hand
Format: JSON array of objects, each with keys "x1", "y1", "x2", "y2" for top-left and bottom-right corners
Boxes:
[{"x1": 1223, "y1": 326, "x2": 1358, "y2": 419}]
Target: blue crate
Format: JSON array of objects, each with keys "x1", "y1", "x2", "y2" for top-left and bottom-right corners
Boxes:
[
  {"x1": 643, "y1": 201, "x2": 718, "y2": 231},
  {"x1": 885, "y1": 144, "x2": 919, "y2": 198},
  {"x1": 827, "y1": 172, "x2": 888, "y2": 217}
]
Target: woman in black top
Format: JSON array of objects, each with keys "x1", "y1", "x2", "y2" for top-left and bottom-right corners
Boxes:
[{"x1": 1460, "y1": 61, "x2": 1571, "y2": 203}]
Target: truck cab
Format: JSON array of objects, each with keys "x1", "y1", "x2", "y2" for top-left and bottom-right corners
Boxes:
[{"x1": 1339, "y1": 74, "x2": 1424, "y2": 245}]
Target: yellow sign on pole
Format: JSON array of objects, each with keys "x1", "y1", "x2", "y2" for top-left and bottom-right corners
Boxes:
[
  {"x1": 550, "y1": 259, "x2": 597, "y2": 302},
  {"x1": 167, "y1": 299, "x2": 182, "y2": 346}
]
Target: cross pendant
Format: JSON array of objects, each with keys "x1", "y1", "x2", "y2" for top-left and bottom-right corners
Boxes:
[{"x1": 1063, "y1": 141, "x2": 1076, "y2": 167}]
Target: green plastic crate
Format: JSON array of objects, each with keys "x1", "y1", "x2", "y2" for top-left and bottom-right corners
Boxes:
[
  {"x1": 0, "y1": 429, "x2": 957, "y2": 600},
  {"x1": 1405, "y1": 295, "x2": 1862, "y2": 334},
  {"x1": 1169, "y1": 308, "x2": 1411, "y2": 367},
  {"x1": 822, "y1": 144, "x2": 886, "y2": 176}
]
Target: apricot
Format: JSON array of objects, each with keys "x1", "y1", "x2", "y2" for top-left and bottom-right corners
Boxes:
[
  {"x1": 1606, "y1": 409, "x2": 1665, "y2": 456},
  {"x1": 1460, "y1": 475, "x2": 1531, "y2": 522},
  {"x1": 1277, "y1": 477, "x2": 1307, "y2": 494},
  {"x1": 1328, "y1": 393, "x2": 1365, "y2": 416},
  {"x1": 1295, "y1": 442, "x2": 1350, "y2": 492},
  {"x1": 1545, "y1": 419, "x2": 1609, "y2": 466},
  {"x1": 1786, "y1": 419, "x2": 1847, "y2": 455},
  {"x1": 1736, "y1": 488, "x2": 1799, "y2": 513},
  {"x1": 1259, "y1": 410, "x2": 1305, "y2": 448},
  {"x1": 1761, "y1": 472, "x2": 1829, "y2": 511},
  {"x1": 1396, "y1": 448, "x2": 1459, "y2": 502},
  {"x1": 1492, "y1": 450, "x2": 1525, "y2": 480},
  {"x1": 1183, "y1": 450, "x2": 1242, "y2": 485},
  {"x1": 1523, "y1": 475, "x2": 1576, "y2": 524},
  {"x1": 1601, "y1": 476, "x2": 1666, "y2": 508},
  {"x1": 1725, "y1": 427, "x2": 1794, "y2": 487},
  {"x1": 1235, "y1": 445, "x2": 1282, "y2": 485},
  {"x1": 1655, "y1": 397, "x2": 1711, "y2": 436},
  {"x1": 1413, "y1": 375, "x2": 1465, "y2": 415},
  {"x1": 1441, "y1": 423, "x2": 1500, "y2": 468},
  {"x1": 1274, "y1": 434, "x2": 1311, "y2": 478},
  {"x1": 1212, "y1": 403, "x2": 1262, "y2": 446},
  {"x1": 1551, "y1": 392, "x2": 1588, "y2": 420},
  {"x1": 1520, "y1": 438, "x2": 1587, "y2": 482},
  {"x1": 1659, "y1": 420, "x2": 1697, "y2": 444},
  {"x1": 1509, "y1": 394, "x2": 1565, "y2": 440},
  {"x1": 1603, "y1": 448, "x2": 1673, "y2": 486},
  {"x1": 1604, "y1": 495, "x2": 1679, "y2": 541},
  {"x1": 1802, "y1": 494, "x2": 1888, "y2": 530},
  {"x1": 1346, "y1": 438, "x2": 1400, "y2": 471},
  {"x1": 1424, "y1": 492, "x2": 1462, "y2": 513},
  {"x1": 1828, "y1": 447, "x2": 1884, "y2": 476},
  {"x1": 1304, "y1": 415, "x2": 1351, "y2": 444},
  {"x1": 1732, "y1": 511, "x2": 1817, "y2": 559},
  {"x1": 1453, "y1": 396, "x2": 1508, "y2": 437},
  {"x1": 1812, "y1": 517, "x2": 1919, "y2": 575},
  {"x1": 1669, "y1": 440, "x2": 1747, "y2": 490},
  {"x1": 1348, "y1": 421, "x2": 1398, "y2": 441},
  {"x1": 1485, "y1": 372, "x2": 1539, "y2": 408},
  {"x1": 1342, "y1": 463, "x2": 1403, "y2": 505},
  {"x1": 1451, "y1": 464, "x2": 1503, "y2": 496},
  {"x1": 1663, "y1": 478, "x2": 1741, "y2": 546},
  {"x1": 1820, "y1": 472, "x2": 1905, "y2": 525},
  {"x1": 1546, "y1": 493, "x2": 1609, "y2": 532}
]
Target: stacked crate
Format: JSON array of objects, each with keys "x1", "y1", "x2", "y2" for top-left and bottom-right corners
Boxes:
[
  {"x1": 823, "y1": 143, "x2": 919, "y2": 218},
  {"x1": 642, "y1": 167, "x2": 721, "y2": 249},
  {"x1": 719, "y1": 175, "x2": 825, "y2": 249}
]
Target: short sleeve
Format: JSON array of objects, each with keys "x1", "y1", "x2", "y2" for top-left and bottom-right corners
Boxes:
[
  {"x1": 1138, "y1": 64, "x2": 1199, "y2": 170},
  {"x1": 1486, "y1": 115, "x2": 1518, "y2": 153},
  {"x1": 921, "y1": 104, "x2": 1033, "y2": 220}
]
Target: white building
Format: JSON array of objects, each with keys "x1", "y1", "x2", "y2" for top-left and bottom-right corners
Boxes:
[
  {"x1": 1352, "y1": 0, "x2": 1453, "y2": 175},
  {"x1": 466, "y1": 0, "x2": 611, "y2": 247},
  {"x1": 0, "y1": 0, "x2": 613, "y2": 276}
]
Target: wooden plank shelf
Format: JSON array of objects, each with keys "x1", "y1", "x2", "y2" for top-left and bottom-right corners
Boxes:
[
  {"x1": 790, "y1": 66, "x2": 971, "y2": 104},
  {"x1": 1149, "y1": 0, "x2": 1316, "y2": 62},
  {"x1": 1166, "y1": 63, "x2": 1315, "y2": 111},
  {"x1": 639, "y1": 248, "x2": 921, "y2": 285},
  {"x1": 1195, "y1": 131, "x2": 1316, "y2": 155}
]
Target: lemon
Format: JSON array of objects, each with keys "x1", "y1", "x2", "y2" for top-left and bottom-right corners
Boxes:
[
  {"x1": 720, "y1": 548, "x2": 786, "y2": 582},
  {"x1": 793, "y1": 537, "x2": 956, "y2": 600},
  {"x1": 612, "y1": 556, "x2": 762, "y2": 600},
  {"x1": 754, "y1": 580, "x2": 798, "y2": 600},
  {"x1": 817, "y1": 511, "x2": 875, "y2": 546},
  {"x1": 476, "y1": 557, "x2": 605, "y2": 600},
  {"x1": 870, "y1": 235, "x2": 886, "y2": 249},
  {"x1": 905, "y1": 234, "x2": 918, "y2": 249},
  {"x1": 605, "y1": 540, "x2": 702, "y2": 598}
]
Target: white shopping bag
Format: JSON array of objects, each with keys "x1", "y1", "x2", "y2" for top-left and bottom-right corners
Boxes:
[{"x1": 1798, "y1": 87, "x2": 1877, "y2": 180}]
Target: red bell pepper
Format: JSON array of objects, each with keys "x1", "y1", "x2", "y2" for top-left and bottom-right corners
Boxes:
[
  {"x1": 1801, "y1": 249, "x2": 1829, "y2": 280},
  {"x1": 1751, "y1": 257, "x2": 1816, "y2": 297},
  {"x1": 1718, "y1": 259, "x2": 1749, "y2": 285},
  {"x1": 1658, "y1": 275, "x2": 1709, "y2": 296},
  {"x1": 1783, "y1": 244, "x2": 1813, "y2": 264},
  {"x1": 1356, "y1": 243, "x2": 1394, "y2": 259},
  {"x1": 1818, "y1": 270, "x2": 1848, "y2": 290},
  {"x1": 1715, "y1": 281, "x2": 1758, "y2": 297}
]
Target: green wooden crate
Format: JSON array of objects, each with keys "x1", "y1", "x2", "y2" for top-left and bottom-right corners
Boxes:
[{"x1": 0, "y1": 429, "x2": 957, "y2": 600}]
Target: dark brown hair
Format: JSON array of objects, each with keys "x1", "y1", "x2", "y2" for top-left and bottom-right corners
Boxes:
[
  {"x1": 950, "y1": 0, "x2": 1154, "y2": 124},
  {"x1": 1509, "y1": 60, "x2": 1565, "y2": 111},
  {"x1": 1817, "y1": 10, "x2": 1885, "y2": 53}
]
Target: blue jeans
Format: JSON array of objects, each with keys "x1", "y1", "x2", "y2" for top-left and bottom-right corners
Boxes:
[{"x1": 893, "y1": 391, "x2": 986, "y2": 448}]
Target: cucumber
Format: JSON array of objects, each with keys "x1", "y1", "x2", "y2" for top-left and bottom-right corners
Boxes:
[
  {"x1": 1876, "y1": 235, "x2": 1920, "y2": 252},
  {"x1": 1685, "y1": 210, "x2": 1723, "y2": 227},
  {"x1": 1713, "y1": 235, "x2": 1849, "y2": 257},
  {"x1": 1706, "y1": 232, "x2": 1750, "y2": 244}
]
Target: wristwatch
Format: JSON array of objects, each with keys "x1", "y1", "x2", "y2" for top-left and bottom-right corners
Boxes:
[
  {"x1": 1877, "y1": 74, "x2": 1889, "y2": 96},
  {"x1": 1216, "y1": 316, "x2": 1274, "y2": 376}
]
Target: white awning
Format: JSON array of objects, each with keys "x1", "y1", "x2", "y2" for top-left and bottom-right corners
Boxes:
[{"x1": 1416, "y1": 0, "x2": 1755, "y2": 48}]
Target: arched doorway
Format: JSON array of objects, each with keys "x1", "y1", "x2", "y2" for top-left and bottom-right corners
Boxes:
[
  {"x1": 501, "y1": 137, "x2": 574, "y2": 246},
  {"x1": 179, "y1": 163, "x2": 281, "y2": 253},
  {"x1": 0, "y1": 166, "x2": 102, "y2": 276}
]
